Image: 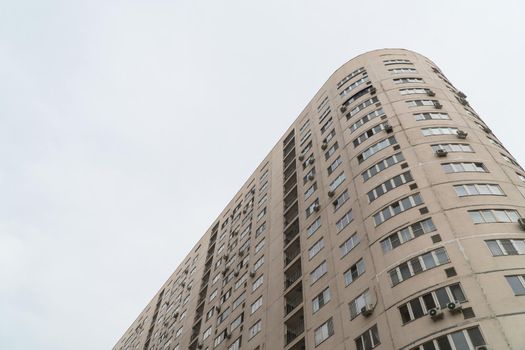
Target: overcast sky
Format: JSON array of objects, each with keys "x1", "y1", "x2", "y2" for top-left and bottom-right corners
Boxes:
[{"x1": 1, "y1": 1, "x2": 524, "y2": 349}]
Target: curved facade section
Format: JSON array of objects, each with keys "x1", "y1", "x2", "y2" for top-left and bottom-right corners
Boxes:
[{"x1": 114, "y1": 49, "x2": 525, "y2": 350}]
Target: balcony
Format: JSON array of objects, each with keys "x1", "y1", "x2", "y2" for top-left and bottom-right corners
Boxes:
[
  {"x1": 283, "y1": 160, "x2": 297, "y2": 182},
  {"x1": 283, "y1": 148, "x2": 296, "y2": 169},
  {"x1": 284, "y1": 306, "x2": 305, "y2": 346},
  {"x1": 284, "y1": 203, "x2": 298, "y2": 228},
  {"x1": 284, "y1": 283, "x2": 303, "y2": 316},
  {"x1": 284, "y1": 219, "x2": 299, "y2": 246},
  {"x1": 283, "y1": 173, "x2": 298, "y2": 195},
  {"x1": 284, "y1": 259, "x2": 302, "y2": 290},
  {"x1": 284, "y1": 190, "x2": 298, "y2": 212},
  {"x1": 284, "y1": 237, "x2": 300, "y2": 267}
]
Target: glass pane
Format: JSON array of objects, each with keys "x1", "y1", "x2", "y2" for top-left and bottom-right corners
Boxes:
[
  {"x1": 422, "y1": 219, "x2": 436, "y2": 233},
  {"x1": 363, "y1": 330, "x2": 372, "y2": 350},
  {"x1": 422, "y1": 293, "x2": 436, "y2": 311},
  {"x1": 467, "y1": 327, "x2": 486, "y2": 347},
  {"x1": 501, "y1": 240, "x2": 518, "y2": 255},
  {"x1": 400, "y1": 228, "x2": 412, "y2": 242},
  {"x1": 455, "y1": 186, "x2": 468, "y2": 197},
  {"x1": 391, "y1": 234, "x2": 401, "y2": 248},
  {"x1": 469, "y1": 211, "x2": 483, "y2": 224},
  {"x1": 450, "y1": 330, "x2": 470, "y2": 350},
  {"x1": 450, "y1": 284, "x2": 466, "y2": 302},
  {"x1": 422, "y1": 342, "x2": 437, "y2": 350},
  {"x1": 506, "y1": 276, "x2": 525, "y2": 295},
  {"x1": 477, "y1": 184, "x2": 491, "y2": 195},
  {"x1": 494, "y1": 210, "x2": 510, "y2": 222},
  {"x1": 513, "y1": 240, "x2": 525, "y2": 255},
  {"x1": 422, "y1": 253, "x2": 436, "y2": 269},
  {"x1": 481, "y1": 210, "x2": 496, "y2": 223},
  {"x1": 435, "y1": 248, "x2": 449, "y2": 264},
  {"x1": 400, "y1": 263, "x2": 411, "y2": 280},
  {"x1": 400, "y1": 305, "x2": 411, "y2": 323},
  {"x1": 486, "y1": 240, "x2": 503, "y2": 256},
  {"x1": 435, "y1": 287, "x2": 451, "y2": 308},
  {"x1": 410, "y1": 257, "x2": 423, "y2": 274},
  {"x1": 355, "y1": 337, "x2": 364, "y2": 350},
  {"x1": 436, "y1": 336, "x2": 452, "y2": 350},
  {"x1": 390, "y1": 270, "x2": 400, "y2": 285},
  {"x1": 410, "y1": 299, "x2": 424, "y2": 319},
  {"x1": 370, "y1": 325, "x2": 380, "y2": 346},
  {"x1": 507, "y1": 210, "x2": 520, "y2": 222}
]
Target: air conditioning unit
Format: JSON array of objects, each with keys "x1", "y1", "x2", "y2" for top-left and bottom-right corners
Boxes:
[
  {"x1": 458, "y1": 91, "x2": 467, "y2": 98},
  {"x1": 187, "y1": 285, "x2": 192, "y2": 290},
  {"x1": 307, "y1": 173, "x2": 315, "y2": 181},
  {"x1": 435, "y1": 149, "x2": 448, "y2": 157},
  {"x1": 456, "y1": 130, "x2": 468, "y2": 139},
  {"x1": 313, "y1": 203, "x2": 320, "y2": 212},
  {"x1": 234, "y1": 271, "x2": 239, "y2": 277},
  {"x1": 181, "y1": 282, "x2": 186, "y2": 287},
  {"x1": 215, "y1": 305, "x2": 221, "y2": 312},
  {"x1": 459, "y1": 98, "x2": 468, "y2": 106},
  {"x1": 384, "y1": 124, "x2": 393, "y2": 133},
  {"x1": 321, "y1": 142, "x2": 328, "y2": 150},
  {"x1": 428, "y1": 308, "x2": 444, "y2": 320},
  {"x1": 474, "y1": 346, "x2": 490, "y2": 350},
  {"x1": 249, "y1": 271, "x2": 256, "y2": 278},
  {"x1": 426, "y1": 90, "x2": 436, "y2": 96},
  {"x1": 434, "y1": 102, "x2": 443, "y2": 109},
  {"x1": 517, "y1": 218, "x2": 525, "y2": 230},
  {"x1": 298, "y1": 154, "x2": 304, "y2": 161},
  {"x1": 242, "y1": 209, "x2": 247, "y2": 214},
  {"x1": 340, "y1": 105, "x2": 347, "y2": 113},
  {"x1": 184, "y1": 268, "x2": 189, "y2": 274},
  {"x1": 308, "y1": 157, "x2": 315, "y2": 165},
  {"x1": 225, "y1": 331, "x2": 232, "y2": 339},
  {"x1": 360, "y1": 304, "x2": 374, "y2": 317},
  {"x1": 238, "y1": 250, "x2": 245, "y2": 257},
  {"x1": 197, "y1": 343, "x2": 203, "y2": 349},
  {"x1": 447, "y1": 301, "x2": 463, "y2": 313},
  {"x1": 369, "y1": 87, "x2": 377, "y2": 95},
  {"x1": 328, "y1": 190, "x2": 335, "y2": 197},
  {"x1": 174, "y1": 312, "x2": 179, "y2": 319}
]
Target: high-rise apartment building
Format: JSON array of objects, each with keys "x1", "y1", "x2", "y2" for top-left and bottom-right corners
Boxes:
[{"x1": 113, "y1": 49, "x2": 525, "y2": 350}]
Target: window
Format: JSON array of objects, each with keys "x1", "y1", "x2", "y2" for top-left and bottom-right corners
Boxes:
[
  {"x1": 214, "y1": 330, "x2": 227, "y2": 347},
  {"x1": 506, "y1": 275, "x2": 525, "y2": 295},
  {"x1": 355, "y1": 324, "x2": 380, "y2": 350},
  {"x1": 399, "y1": 283, "x2": 466, "y2": 323},
  {"x1": 421, "y1": 127, "x2": 458, "y2": 136},
  {"x1": 309, "y1": 238, "x2": 325, "y2": 259},
  {"x1": 431, "y1": 143, "x2": 473, "y2": 153},
  {"x1": 228, "y1": 337, "x2": 242, "y2": 350},
  {"x1": 249, "y1": 320, "x2": 262, "y2": 339},
  {"x1": 256, "y1": 207, "x2": 266, "y2": 221},
  {"x1": 221, "y1": 288, "x2": 232, "y2": 303},
  {"x1": 253, "y1": 256, "x2": 264, "y2": 271},
  {"x1": 311, "y1": 260, "x2": 328, "y2": 284},
  {"x1": 251, "y1": 296, "x2": 263, "y2": 314},
  {"x1": 454, "y1": 183, "x2": 504, "y2": 197},
  {"x1": 304, "y1": 182, "x2": 317, "y2": 200},
  {"x1": 340, "y1": 232, "x2": 360, "y2": 257},
  {"x1": 312, "y1": 287, "x2": 331, "y2": 313},
  {"x1": 333, "y1": 190, "x2": 349, "y2": 211},
  {"x1": 344, "y1": 258, "x2": 365, "y2": 286},
  {"x1": 410, "y1": 326, "x2": 486, "y2": 350},
  {"x1": 307, "y1": 217, "x2": 321, "y2": 237},
  {"x1": 329, "y1": 172, "x2": 346, "y2": 191},
  {"x1": 234, "y1": 273, "x2": 247, "y2": 290},
  {"x1": 373, "y1": 193, "x2": 424, "y2": 226},
  {"x1": 314, "y1": 318, "x2": 334, "y2": 346},
  {"x1": 320, "y1": 117, "x2": 333, "y2": 134},
  {"x1": 336, "y1": 209, "x2": 353, "y2": 233},
  {"x1": 212, "y1": 274, "x2": 221, "y2": 285},
  {"x1": 517, "y1": 172, "x2": 525, "y2": 183},
  {"x1": 303, "y1": 167, "x2": 316, "y2": 184},
  {"x1": 319, "y1": 108, "x2": 331, "y2": 125},
  {"x1": 442, "y1": 162, "x2": 487, "y2": 173},
  {"x1": 203, "y1": 326, "x2": 212, "y2": 340},
  {"x1": 367, "y1": 171, "x2": 413, "y2": 202},
  {"x1": 327, "y1": 156, "x2": 342, "y2": 175},
  {"x1": 349, "y1": 289, "x2": 370, "y2": 319},
  {"x1": 233, "y1": 292, "x2": 245, "y2": 310},
  {"x1": 353, "y1": 122, "x2": 389, "y2": 147},
  {"x1": 349, "y1": 108, "x2": 385, "y2": 133},
  {"x1": 257, "y1": 194, "x2": 267, "y2": 207},
  {"x1": 230, "y1": 313, "x2": 244, "y2": 331},
  {"x1": 324, "y1": 142, "x2": 339, "y2": 160},
  {"x1": 175, "y1": 326, "x2": 183, "y2": 338},
  {"x1": 414, "y1": 112, "x2": 450, "y2": 120},
  {"x1": 255, "y1": 222, "x2": 266, "y2": 237},
  {"x1": 469, "y1": 209, "x2": 520, "y2": 224},
  {"x1": 393, "y1": 77, "x2": 424, "y2": 84},
  {"x1": 400, "y1": 88, "x2": 428, "y2": 95},
  {"x1": 407, "y1": 99, "x2": 438, "y2": 107},
  {"x1": 206, "y1": 307, "x2": 214, "y2": 321},
  {"x1": 357, "y1": 136, "x2": 397, "y2": 163},
  {"x1": 340, "y1": 76, "x2": 369, "y2": 97},
  {"x1": 486, "y1": 239, "x2": 525, "y2": 256},
  {"x1": 217, "y1": 307, "x2": 230, "y2": 325},
  {"x1": 252, "y1": 275, "x2": 263, "y2": 291},
  {"x1": 348, "y1": 97, "x2": 379, "y2": 118},
  {"x1": 305, "y1": 199, "x2": 320, "y2": 217},
  {"x1": 362, "y1": 152, "x2": 405, "y2": 181},
  {"x1": 389, "y1": 67, "x2": 416, "y2": 74},
  {"x1": 254, "y1": 239, "x2": 265, "y2": 254},
  {"x1": 380, "y1": 218, "x2": 436, "y2": 252},
  {"x1": 209, "y1": 289, "x2": 218, "y2": 302},
  {"x1": 317, "y1": 97, "x2": 329, "y2": 112},
  {"x1": 337, "y1": 67, "x2": 366, "y2": 88},
  {"x1": 389, "y1": 247, "x2": 449, "y2": 286},
  {"x1": 323, "y1": 128, "x2": 336, "y2": 144},
  {"x1": 502, "y1": 153, "x2": 521, "y2": 167}
]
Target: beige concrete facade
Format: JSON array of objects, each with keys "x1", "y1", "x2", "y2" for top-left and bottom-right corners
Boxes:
[{"x1": 113, "y1": 49, "x2": 525, "y2": 350}]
